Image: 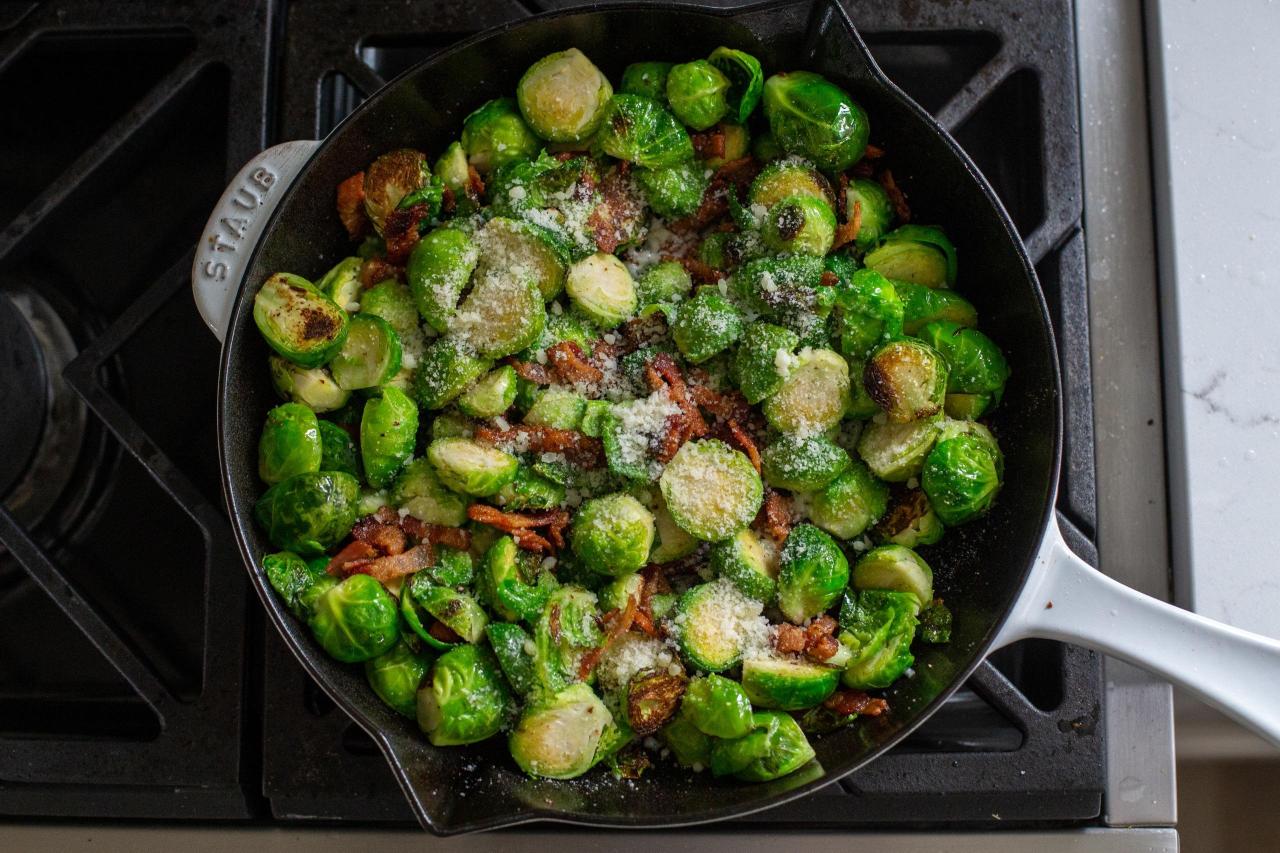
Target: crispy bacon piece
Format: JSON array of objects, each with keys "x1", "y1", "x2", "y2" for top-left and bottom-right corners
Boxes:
[
  {"x1": 351, "y1": 518, "x2": 408, "y2": 556},
  {"x1": 880, "y1": 169, "x2": 911, "y2": 222},
  {"x1": 345, "y1": 543, "x2": 433, "y2": 584},
  {"x1": 547, "y1": 340, "x2": 604, "y2": 385},
  {"x1": 691, "y1": 126, "x2": 727, "y2": 160},
  {"x1": 440, "y1": 186, "x2": 456, "y2": 216},
  {"x1": 382, "y1": 202, "x2": 432, "y2": 265},
  {"x1": 620, "y1": 313, "x2": 669, "y2": 351},
  {"x1": 676, "y1": 256, "x2": 724, "y2": 285},
  {"x1": 467, "y1": 505, "x2": 571, "y2": 552},
  {"x1": 588, "y1": 167, "x2": 645, "y2": 254},
  {"x1": 824, "y1": 689, "x2": 889, "y2": 718},
  {"x1": 832, "y1": 199, "x2": 863, "y2": 251},
  {"x1": 775, "y1": 623, "x2": 807, "y2": 655},
  {"x1": 578, "y1": 594, "x2": 639, "y2": 679},
  {"x1": 725, "y1": 418, "x2": 761, "y2": 473},
  {"x1": 850, "y1": 159, "x2": 875, "y2": 178},
  {"x1": 325, "y1": 539, "x2": 379, "y2": 576},
  {"x1": 474, "y1": 423, "x2": 605, "y2": 467},
  {"x1": 864, "y1": 143, "x2": 885, "y2": 159},
  {"x1": 755, "y1": 489, "x2": 793, "y2": 544},
  {"x1": 548, "y1": 603, "x2": 562, "y2": 643},
  {"x1": 836, "y1": 173, "x2": 849, "y2": 221},
  {"x1": 804, "y1": 615, "x2": 840, "y2": 661},
  {"x1": 336, "y1": 171, "x2": 368, "y2": 239},
  {"x1": 689, "y1": 383, "x2": 754, "y2": 427},
  {"x1": 652, "y1": 412, "x2": 689, "y2": 465},
  {"x1": 398, "y1": 516, "x2": 472, "y2": 551},
  {"x1": 552, "y1": 150, "x2": 586, "y2": 162},
  {"x1": 359, "y1": 257, "x2": 403, "y2": 288},
  {"x1": 467, "y1": 164, "x2": 485, "y2": 198},
  {"x1": 672, "y1": 156, "x2": 760, "y2": 232},
  {"x1": 819, "y1": 270, "x2": 839, "y2": 288},
  {"x1": 507, "y1": 358, "x2": 552, "y2": 385},
  {"x1": 428, "y1": 620, "x2": 462, "y2": 644}
]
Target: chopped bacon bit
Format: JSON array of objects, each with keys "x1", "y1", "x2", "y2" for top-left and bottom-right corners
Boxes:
[
  {"x1": 351, "y1": 519, "x2": 407, "y2": 556},
  {"x1": 725, "y1": 418, "x2": 761, "y2": 473},
  {"x1": 588, "y1": 168, "x2": 645, "y2": 254},
  {"x1": 775, "y1": 623, "x2": 806, "y2": 654},
  {"x1": 507, "y1": 358, "x2": 552, "y2": 385},
  {"x1": 832, "y1": 199, "x2": 863, "y2": 250},
  {"x1": 359, "y1": 257, "x2": 403, "y2": 288},
  {"x1": 824, "y1": 689, "x2": 890, "y2": 718},
  {"x1": 440, "y1": 186, "x2": 456, "y2": 216},
  {"x1": 676, "y1": 256, "x2": 724, "y2": 285},
  {"x1": 578, "y1": 594, "x2": 639, "y2": 679},
  {"x1": 671, "y1": 155, "x2": 760, "y2": 232},
  {"x1": 325, "y1": 539, "x2": 379, "y2": 576},
  {"x1": 546, "y1": 340, "x2": 604, "y2": 385},
  {"x1": 474, "y1": 423, "x2": 604, "y2": 467},
  {"x1": 616, "y1": 158, "x2": 631, "y2": 177},
  {"x1": 880, "y1": 169, "x2": 911, "y2": 223},
  {"x1": 804, "y1": 615, "x2": 840, "y2": 661},
  {"x1": 647, "y1": 352, "x2": 710, "y2": 442},
  {"x1": 428, "y1": 620, "x2": 462, "y2": 644},
  {"x1": 850, "y1": 160, "x2": 875, "y2": 179},
  {"x1": 619, "y1": 314, "x2": 669, "y2": 351},
  {"x1": 632, "y1": 608, "x2": 660, "y2": 637},
  {"x1": 689, "y1": 383, "x2": 755, "y2": 427},
  {"x1": 344, "y1": 543, "x2": 433, "y2": 584},
  {"x1": 691, "y1": 126, "x2": 727, "y2": 160},
  {"x1": 466, "y1": 164, "x2": 485, "y2": 198},
  {"x1": 588, "y1": 339, "x2": 625, "y2": 368},
  {"x1": 336, "y1": 171, "x2": 368, "y2": 240},
  {"x1": 755, "y1": 489, "x2": 793, "y2": 544},
  {"x1": 836, "y1": 172, "x2": 849, "y2": 221},
  {"x1": 548, "y1": 603, "x2": 562, "y2": 643},
  {"x1": 467, "y1": 505, "x2": 571, "y2": 552},
  {"x1": 864, "y1": 143, "x2": 885, "y2": 159},
  {"x1": 509, "y1": 528, "x2": 554, "y2": 553},
  {"x1": 819, "y1": 270, "x2": 840, "y2": 288},
  {"x1": 652, "y1": 412, "x2": 689, "y2": 464},
  {"x1": 425, "y1": 524, "x2": 471, "y2": 551},
  {"x1": 382, "y1": 202, "x2": 431, "y2": 265}
]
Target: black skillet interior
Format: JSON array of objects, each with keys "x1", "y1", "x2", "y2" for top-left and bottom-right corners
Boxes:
[{"x1": 219, "y1": 0, "x2": 1061, "y2": 834}]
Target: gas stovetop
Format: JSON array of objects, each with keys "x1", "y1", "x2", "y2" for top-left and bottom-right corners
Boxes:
[{"x1": 0, "y1": 0, "x2": 1107, "y2": 830}]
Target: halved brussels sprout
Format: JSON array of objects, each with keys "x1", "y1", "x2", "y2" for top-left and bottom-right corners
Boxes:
[
  {"x1": 710, "y1": 710, "x2": 815, "y2": 782},
  {"x1": 873, "y1": 486, "x2": 945, "y2": 547},
  {"x1": 473, "y1": 217, "x2": 568, "y2": 302},
  {"x1": 748, "y1": 157, "x2": 836, "y2": 211},
  {"x1": 253, "y1": 273, "x2": 349, "y2": 368},
  {"x1": 510, "y1": 682, "x2": 612, "y2": 779},
  {"x1": 566, "y1": 252, "x2": 638, "y2": 327},
  {"x1": 864, "y1": 338, "x2": 948, "y2": 423},
  {"x1": 921, "y1": 427, "x2": 1003, "y2": 525},
  {"x1": 666, "y1": 60, "x2": 730, "y2": 130},
  {"x1": 852, "y1": 544, "x2": 934, "y2": 606},
  {"x1": 317, "y1": 257, "x2": 364, "y2": 312},
  {"x1": 598, "y1": 94, "x2": 695, "y2": 169},
  {"x1": 416, "y1": 643, "x2": 513, "y2": 746},
  {"x1": 763, "y1": 348, "x2": 851, "y2": 436},
  {"x1": 391, "y1": 457, "x2": 470, "y2": 526},
  {"x1": 524, "y1": 387, "x2": 587, "y2": 430},
  {"x1": 762, "y1": 194, "x2": 837, "y2": 256},
  {"x1": 635, "y1": 160, "x2": 709, "y2": 219},
  {"x1": 360, "y1": 279, "x2": 425, "y2": 354},
  {"x1": 477, "y1": 535, "x2": 553, "y2": 623},
  {"x1": 683, "y1": 672, "x2": 753, "y2": 738},
  {"x1": 839, "y1": 588, "x2": 920, "y2": 689},
  {"x1": 532, "y1": 585, "x2": 603, "y2": 693},
  {"x1": 330, "y1": 314, "x2": 403, "y2": 391},
  {"x1": 670, "y1": 291, "x2": 743, "y2": 363},
  {"x1": 269, "y1": 356, "x2": 351, "y2": 413},
  {"x1": 648, "y1": 492, "x2": 700, "y2": 564},
  {"x1": 365, "y1": 640, "x2": 430, "y2": 718},
  {"x1": 673, "y1": 578, "x2": 764, "y2": 672},
  {"x1": 856, "y1": 414, "x2": 942, "y2": 482},
  {"x1": 708, "y1": 46, "x2": 764, "y2": 123},
  {"x1": 461, "y1": 97, "x2": 540, "y2": 174},
  {"x1": 741, "y1": 658, "x2": 840, "y2": 711},
  {"x1": 809, "y1": 459, "x2": 890, "y2": 540},
  {"x1": 863, "y1": 225, "x2": 958, "y2": 288},
  {"x1": 620, "y1": 61, "x2": 674, "y2": 102},
  {"x1": 486, "y1": 621, "x2": 538, "y2": 696},
  {"x1": 731, "y1": 253, "x2": 825, "y2": 316},
  {"x1": 307, "y1": 573, "x2": 400, "y2": 663},
  {"x1": 661, "y1": 708, "x2": 714, "y2": 768},
  {"x1": 733, "y1": 322, "x2": 800, "y2": 405},
  {"x1": 762, "y1": 71, "x2": 869, "y2": 171},
  {"x1": 433, "y1": 140, "x2": 470, "y2": 195},
  {"x1": 626, "y1": 667, "x2": 688, "y2": 735},
  {"x1": 493, "y1": 465, "x2": 567, "y2": 512},
  {"x1": 254, "y1": 470, "x2": 360, "y2": 556},
  {"x1": 430, "y1": 410, "x2": 475, "y2": 440},
  {"x1": 451, "y1": 274, "x2": 546, "y2": 360},
  {"x1": 776, "y1": 523, "x2": 849, "y2": 623},
  {"x1": 844, "y1": 178, "x2": 895, "y2": 250},
  {"x1": 407, "y1": 227, "x2": 479, "y2": 333},
  {"x1": 427, "y1": 437, "x2": 519, "y2": 497},
  {"x1": 761, "y1": 434, "x2": 850, "y2": 492},
  {"x1": 918, "y1": 320, "x2": 1010, "y2": 413},
  {"x1": 262, "y1": 551, "x2": 334, "y2": 619},
  {"x1": 363, "y1": 148, "x2": 430, "y2": 234},
  {"x1": 258, "y1": 403, "x2": 322, "y2": 485},
  {"x1": 457, "y1": 365, "x2": 518, "y2": 419},
  {"x1": 517, "y1": 49, "x2": 613, "y2": 143},
  {"x1": 660, "y1": 439, "x2": 763, "y2": 542},
  {"x1": 404, "y1": 583, "x2": 489, "y2": 649},
  {"x1": 636, "y1": 260, "x2": 693, "y2": 306},
  {"x1": 413, "y1": 336, "x2": 492, "y2": 410},
  {"x1": 571, "y1": 493, "x2": 656, "y2": 576},
  {"x1": 834, "y1": 269, "x2": 904, "y2": 361},
  {"x1": 710, "y1": 528, "x2": 778, "y2": 603},
  {"x1": 895, "y1": 280, "x2": 978, "y2": 335},
  {"x1": 360, "y1": 386, "x2": 418, "y2": 489}
]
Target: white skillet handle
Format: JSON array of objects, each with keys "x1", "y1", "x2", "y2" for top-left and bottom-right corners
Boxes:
[
  {"x1": 995, "y1": 519, "x2": 1280, "y2": 748},
  {"x1": 192, "y1": 140, "x2": 321, "y2": 341}
]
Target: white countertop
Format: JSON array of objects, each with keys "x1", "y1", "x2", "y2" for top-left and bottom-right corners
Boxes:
[{"x1": 1148, "y1": 0, "x2": 1280, "y2": 641}]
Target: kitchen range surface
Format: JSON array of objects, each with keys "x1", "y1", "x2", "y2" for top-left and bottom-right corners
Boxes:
[{"x1": 0, "y1": 1, "x2": 1176, "y2": 849}]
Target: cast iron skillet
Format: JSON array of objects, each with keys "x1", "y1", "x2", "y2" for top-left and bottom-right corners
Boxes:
[{"x1": 193, "y1": 0, "x2": 1280, "y2": 834}]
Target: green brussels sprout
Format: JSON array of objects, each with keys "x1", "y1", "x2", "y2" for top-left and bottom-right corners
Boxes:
[
  {"x1": 833, "y1": 269, "x2": 904, "y2": 361},
  {"x1": 670, "y1": 291, "x2": 743, "y2": 363},
  {"x1": 733, "y1": 322, "x2": 800, "y2": 404},
  {"x1": 666, "y1": 60, "x2": 730, "y2": 130},
  {"x1": 493, "y1": 465, "x2": 567, "y2": 512},
  {"x1": 390, "y1": 457, "x2": 469, "y2": 526},
  {"x1": 307, "y1": 573, "x2": 400, "y2": 663},
  {"x1": 707, "y1": 46, "x2": 764, "y2": 123},
  {"x1": 917, "y1": 321, "x2": 1010, "y2": 413},
  {"x1": 672, "y1": 578, "x2": 763, "y2": 672},
  {"x1": 253, "y1": 273, "x2": 349, "y2": 368},
  {"x1": 395, "y1": 174, "x2": 446, "y2": 220},
  {"x1": 598, "y1": 572, "x2": 644, "y2": 613},
  {"x1": 451, "y1": 273, "x2": 546, "y2": 360},
  {"x1": 697, "y1": 230, "x2": 764, "y2": 272},
  {"x1": 751, "y1": 130, "x2": 784, "y2": 161},
  {"x1": 740, "y1": 658, "x2": 840, "y2": 711},
  {"x1": 710, "y1": 710, "x2": 815, "y2": 782},
  {"x1": 359, "y1": 386, "x2": 418, "y2": 488},
  {"x1": 856, "y1": 414, "x2": 942, "y2": 482},
  {"x1": 363, "y1": 148, "x2": 431, "y2": 234},
  {"x1": 461, "y1": 97, "x2": 540, "y2": 174},
  {"x1": 571, "y1": 493, "x2": 656, "y2": 576},
  {"x1": 762, "y1": 71, "x2": 869, "y2": 171},
  {"x1": 661, "y1": 708, "x2": 714, "y2": 768},
  {"x1": 761, "y1": 434, "x2": 851, "y2": 492},
  {"x1": 364, "y1": 640, "x2": 431, "y2": 718},
  {"x1": 473, "y1": 217, "x2": 568, "y2": 302},
  {"x1": 648, "y1": 492, "x2": 700, "y2": 564},
  {"x1": 863, "y1": 225, "x2": 958, "y2": 288},
  {"x1": 660, "y1": 439, "x2": 763, "y2": 542},
  {"x1": 316, "y1": 419, "x2": 360, "y2": 478},
  {"x1": 517, "y1": 49, "x2": 613, "y2": 143},
  {"x1": 730, "y1": 254, "x2": 825, "y2": 316},
  {"x1": 532, "y1": 585, "x2": 603, "y2": 693},
  {"x1": 797, "y1": 704, "x2": 860, "y2": 735},
  {"x1": 407, "y1": 227, "x2": 479, "y2": 333},
  {"x1": 509, "y1": 682, "x2": 613, "y2": 779},
  {"x1": 844, "y1": 360, "x2": 880, "y2": 420},
  {"x1": 524, "y1": 387, "x2": 587, "y2": 430},
  {"x1": 919, "y1": 599, "x2": 953, "y2": 644},
  {"x1": 477, "y1": 535, "x2": 554, "y2": 623},
  {"x1": 329, "y1": 313, "x2": 403, "y2": 391},
  {"x1": 636, "y1": 260, "x2": 693, "y2": 305},
  {"x1": 262, "y1": 551, "x2": 334, "y2": 619},
  {"x1": 431, "y1": 410, "x2": 475, "y2": 440},
  {"x1": 872, "y1": 486, "x2": 945, "y2": 547},
  {"x1": 635, "y1": 160, "x2": 709, "y2": 219},
  {"x1": 838, "y1": 588, "x2": 920, "y2": 689},
  {"x1": 844, "y1": 178, "x2": 894, "y2": 250},
  {"x1": 427, "y1": 437, "x2": 519, "y2": 497},
  {"x1": 682, "y1": 673, "x2": 753, "y2": 738},
  {"x1": 709, "y1": 528, "x2": 779, "y2": 603},
  {"x1": 254, "y1": 471, "x2": 359, "y2": 556},
  {"x1": 852, "y1": 544, "x2": 934, "y2": 606},
  {"x1": 704, "y1": 123, "x2": 751, "y2": 169},
  {"x1": 748, "y1": 158, "x2": 836, "y2": 212},
  {"x1": 894, "y1": 280, "x2": 978, "y2": 335},
  {"x1": 269, "y1": 356, "x2": 351, "y2": 413},
  {"x1": 258, "y1": 403, "x2": 322, "y2": 485},
  {"x1": 864, "y1": 338, "x2": 949, "y2": 423},
  {"x1": 359, "y1": 280, "x2": 425, "y2": 353},
  {"x1": 762, "y1": 194, "x2": 837, "y2": 256},
  {"x1": 403, "y1": 582, "x2": 489, "y2": 650},
  {"x1": 566, "y1": 252, "x2": 638, "y2": 327},
  {"x1": 598, "y1": 94, "x2": 695, "y2": 169},
  {"x1": 776, "y1": 523, "x2": 849, "y2": 623},
  {"x1": 809, "y1": 460, "x2": 890, "y2": 540},
  {"x1": 456, "y1": 365, "x2": 518, "y2": 419},
  {"x1": 763, "y1": 348, "x2": 851, "y2": 436},
  {"x1": 486, "y1": 621, "x2": 538, "y2": 696},
  {"x1": 921, "y1": 428, "x2": 1003, "y2": 525},
  {"x1": 416, "y1": 643, "x2": 513, "y2": 746},
  {"x1": 526, "y1": 310, "x2": 596, "y2": 360},
  {"x1": 433, "y1": 140, "x2": 470, "y2": 195},
  {"x1": 621, "y1": 61, "x2": 673, "y2": 102},
  {"x1": 317, "y1": 257, "x2": 364, "y2": 313},
  {"x1": 413, "y1": 336, "x2": 492, "y2": 410}
]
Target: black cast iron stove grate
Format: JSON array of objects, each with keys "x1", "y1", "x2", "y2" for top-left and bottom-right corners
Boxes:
[{"x1": 0, "y1": 0, "x2": 1103, "y2": 828}]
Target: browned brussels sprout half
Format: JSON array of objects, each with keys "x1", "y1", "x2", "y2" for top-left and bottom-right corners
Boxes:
[
  {"x1": 864, "y1": 338, "x2": 949, "y2": 423},
  {"x1": 598, "y1": 95, "x2": 695, "y2": 169},
  {"x1": 253, "y1": 273, "x2": 349, "y2": 368},
  {"x1": 363, "y1": 148, "x2": 431, "y2": 235}
]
